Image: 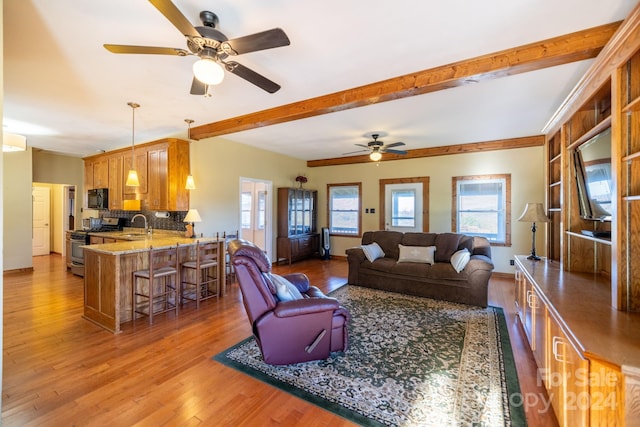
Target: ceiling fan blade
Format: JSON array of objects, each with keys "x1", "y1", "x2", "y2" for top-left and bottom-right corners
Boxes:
[
  {"x1": 104, "y1": 44, "x2": 190, "y2": 56},
  {"x1": 148, "y1": 0, "x2": 201, "y2": 38},
  {"x1": 342, "y1": 149, "x2": 369, "y2": 155},
  {"x1": 221, "y1": 28, "x2": 290, "y2": 55},
  {"x1": 354, "y1": 143, "x2": 370, "y2": 149},
  {"x1": 224, "y1": 61, "x2": 281, "y2": 93},
  {"x1": 384, "y1": 141, "x2": 406, "y2": 149},
  {"x1": 190, "y1": 77, "x2": 207, "y2": 95},
  {"x1": 382, "y1": 148, "x2": 408, "y2": 155}
]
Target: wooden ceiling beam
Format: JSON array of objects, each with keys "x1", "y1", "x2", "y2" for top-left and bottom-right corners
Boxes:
[
  {"x1": 306, "y1": 135, "x2": 544, "y2": 167},
  {"x1": 191, "y1": 22, "x2": 621, "y2": 141}
]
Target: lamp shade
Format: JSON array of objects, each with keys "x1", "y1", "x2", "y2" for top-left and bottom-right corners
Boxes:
[
  {"x1": 517, "y1": 203, "x2": 549, "y2": 223},
  {"x1": 193, "y1": 58, "x2": 224, "y2": 85},
  {"x1": 3, "y1": 131, "x2": 27, "y2": 152},
  {"x1": 370, "y1": 151, "x2": 382, "y2": 161},
  {"x1": 184, "y1": 209, "x2": 202, "y2": 223}
]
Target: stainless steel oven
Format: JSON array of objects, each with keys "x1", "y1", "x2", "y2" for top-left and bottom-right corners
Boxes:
[{"x1": 69, "y1": 231, "x2": 89, "y2": 276}]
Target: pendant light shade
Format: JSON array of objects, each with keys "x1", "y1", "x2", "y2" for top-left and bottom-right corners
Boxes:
[
  {"x1": 3, "y1": 131, "x2": 27, "y2": 152},
  {"x1": 185, "y1": 118, "x2": 196, "y2": 190},
  {"x1": 126, "y1": 102, "x2": 140, "y2": 187}
]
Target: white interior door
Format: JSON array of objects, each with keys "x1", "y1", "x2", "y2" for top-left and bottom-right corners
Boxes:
[
  {"x1": 32, "y1": 186, "x2": 51, "y2": 256},
  {"x1": 384, "y1": 183, "x2": 423, "y2": 232}
]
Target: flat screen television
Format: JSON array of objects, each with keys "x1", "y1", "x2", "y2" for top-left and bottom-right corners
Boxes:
[{"x1": 573, "y1": 127, "x2": 612, "y2": 221}]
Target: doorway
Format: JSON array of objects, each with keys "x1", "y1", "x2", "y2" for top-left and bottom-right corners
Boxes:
[
  {"x1": 32, "y1": 183, "x2": 77, "y2": 257},
  {"x1": 239, "y1": 177, "x2": 272, "y2": 260},
  {"x1": 379, "y1": 177, "x2": 430, "y2": 232}
]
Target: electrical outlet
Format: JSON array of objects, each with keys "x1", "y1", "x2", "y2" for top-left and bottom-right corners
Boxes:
[{"x1": 509, "y1": 259, "x2": 515, "y2": 266}]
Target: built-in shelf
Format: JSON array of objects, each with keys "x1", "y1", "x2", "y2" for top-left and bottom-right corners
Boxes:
[{"x1": 566, "y1": 231, "x2": 612, "y2": 245}]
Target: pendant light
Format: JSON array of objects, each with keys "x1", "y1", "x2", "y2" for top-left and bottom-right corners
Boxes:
[
  {"x1": 125, "y1": 102, "x2": 140, "y2": 187},
  {"x1": 184, "y1": 118, "x2": 196, "y2": 190}
]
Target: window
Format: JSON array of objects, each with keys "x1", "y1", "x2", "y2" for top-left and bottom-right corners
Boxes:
[
  {"x1": 241, "y1": 191, "x2": 252, "y2": 229},
  {"x1": 452, "y1": 174, "x2": 511, "y2": 246},
  {"x1": 328, "y1": 183, "x2": 361, "y2": 236},
  {"x1": 391, "y1": 188, "x2": 416, "y2": 228},
  {"x1": 256, "y1": 191, "x2": 266, "y2": 230}
]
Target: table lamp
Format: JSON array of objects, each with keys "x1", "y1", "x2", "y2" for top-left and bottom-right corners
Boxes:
[
  {"x1": 517, "y1": 203, "x2": 549, "y2": 261},
  {"x1": 184, "y1": 209, "x2": 202, "y2": 238}
]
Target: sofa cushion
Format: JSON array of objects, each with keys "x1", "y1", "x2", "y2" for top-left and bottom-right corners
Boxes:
[
  {"x1": 363, "y1": 230, "x2": 403, "y2": 260},
  {"x1": 363, "y1": 257, "x2": 396, "y2": 273},
  {"x1": 398, "y1": 244, "x2": 436, "y2": 264},
  {"x1": 434, "y1": 233, "x2": 463, "y2": 262},
  {"x1": 361, "y1": 242, "x2": 385, "y2": 262},
  {"x1": 451, "y1": 248, "x2": 471, "y2": 273},
  {"x1": 391, "y1": 261, "x2": 430, "y2": 278},
  {"x1": 401, "y1": 232, "x2": 437, "y2": 247}
]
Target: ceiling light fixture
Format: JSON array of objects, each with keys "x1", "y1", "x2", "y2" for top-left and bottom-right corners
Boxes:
[
  {"x1": 192, "y1": 50, "x2": 224, "y2": 85},
  {"x1": 184, "y1": 119, "x2": 196, "y2": 190},
  {"x1": 369, "y1": 150, "x2": 382, "y2": 161},
  {"x1": 125, "y1": 102, "x2": 140, "y2": 187},
  {"x1": 2, "y1": 131, "x2": 27, "y2": 152}
]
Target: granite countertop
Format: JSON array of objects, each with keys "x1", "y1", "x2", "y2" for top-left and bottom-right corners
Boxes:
[{"x1": 82, "y1": 230, "x2": 221, "y2": 255}]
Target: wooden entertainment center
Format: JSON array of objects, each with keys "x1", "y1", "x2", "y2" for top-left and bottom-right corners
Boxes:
[{"x1": 514, "y1": 4, "x2": 640, "y2": 426}]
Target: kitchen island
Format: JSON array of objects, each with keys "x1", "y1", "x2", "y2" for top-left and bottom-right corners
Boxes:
[{"x1": 82, "y1": 233, "x2": 225, "y2": 333}]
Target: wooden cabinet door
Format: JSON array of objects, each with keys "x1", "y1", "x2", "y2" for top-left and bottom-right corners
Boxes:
[
  {"x1": 93, "y1": 159, "x2": 109, "y2": 188},
  {"x1": 84, "y1": 160, "x2": 94, "y2": 190},
  {"x1": 547, "y1": 311, "x2": 589, "y2": 427},
  {"x1": 514, "y1": 266, "x2": 526, "y2": 320},
  {"x1": 147, "y1": 147, "x2": 168, "y2": 210},
  {"x1": 108, "y1": 155, "x2": 123, "y2": 210},
  {"x1": 89, "y1": 236, "x2": 104, "y2": 245},
  {"x1": 531, "y1": 287, "x2": 547, "y2": 368},
  {"x1": 124, "y1": 151, "x2": 148, "y2": 195}
]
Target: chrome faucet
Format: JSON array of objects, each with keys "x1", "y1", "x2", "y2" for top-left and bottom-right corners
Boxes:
[{"x1": 131, "y1": 214, "x2": 148, "y2": 235}]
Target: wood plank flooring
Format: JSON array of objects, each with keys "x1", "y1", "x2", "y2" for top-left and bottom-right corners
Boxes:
[{"x1": 2, "y1": 254, "x2": 557, "y2": 426}]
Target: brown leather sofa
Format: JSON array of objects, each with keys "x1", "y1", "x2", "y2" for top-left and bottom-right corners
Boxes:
[{"x1": 346, "y1": 231, "x2": 494, "y2": 307}]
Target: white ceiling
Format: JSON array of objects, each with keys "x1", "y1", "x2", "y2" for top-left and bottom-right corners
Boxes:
[{"x1": 3, "y1": 0, "x2": 636, "y2": 160}]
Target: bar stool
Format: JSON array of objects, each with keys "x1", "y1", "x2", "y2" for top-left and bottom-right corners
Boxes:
[
  {"x1": 218, "y1": 230, "x2": 238, "y2": 284},
  {"x1": 180, "y1": 241, "x2": 219, "y2": 308},
  {"x1": 132, "y1": 245, "x2": 179, "y2": 324}
]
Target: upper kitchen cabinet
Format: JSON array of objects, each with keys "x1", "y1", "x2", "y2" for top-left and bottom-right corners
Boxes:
[{"x1": 83, "y1": 138, "x2": 190, "y2": 211}]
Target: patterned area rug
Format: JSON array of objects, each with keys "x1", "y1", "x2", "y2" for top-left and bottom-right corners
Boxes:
[{"x1": 214, "y1": 285, "x2": 526, "y2": 426}]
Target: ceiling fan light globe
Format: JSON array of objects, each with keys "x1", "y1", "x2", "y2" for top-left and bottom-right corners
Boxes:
[
  {"x1": 370, "y1": 151, "x2": 382, "y2": 161},
  {"x1": 193, "y1": 58, "x2": 224, "y2": 85}
]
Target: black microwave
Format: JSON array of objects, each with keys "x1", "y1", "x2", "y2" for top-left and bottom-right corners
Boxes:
[{"x1": 87, "y1": 188, "x2": 109, "y2": 209}]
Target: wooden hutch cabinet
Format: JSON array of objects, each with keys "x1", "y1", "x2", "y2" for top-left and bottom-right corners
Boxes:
[{"x1": 276, "y1": 187, "x2": 319, "y2": 264}]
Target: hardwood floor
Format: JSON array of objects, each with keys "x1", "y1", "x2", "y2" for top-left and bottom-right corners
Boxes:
[{"x1": 2, "y1": 254, "x2": 557, "y2": 426}]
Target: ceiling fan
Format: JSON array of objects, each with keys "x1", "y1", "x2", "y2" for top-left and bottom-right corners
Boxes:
[
  {"x1": 344, "y1": 134, "x2": 407, "y2": 161},
  {"x1": 104, "y1": 0, "x2": 290, "y2": 95}
]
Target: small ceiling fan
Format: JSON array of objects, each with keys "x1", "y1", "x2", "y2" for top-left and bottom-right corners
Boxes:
[
  {"x1": 344, "y1": 134, "x2": 407, "y2": 161},
  {"x1": 104, "y1": 0, "x2": 290, "y2": 96}
]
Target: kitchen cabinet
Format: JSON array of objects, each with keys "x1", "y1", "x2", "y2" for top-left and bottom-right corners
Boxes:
[
  {"x1": 108, "y1": 155, "x2": 123, "y2": 210},
  {"x1": 276, "y1": 187, "x2": 318, "y2": 264},
  {"x1": 83, "y1": 138, "x2": 189, "y2": 211},
  {"x1": 124, "y1": 151, "x2": 148, "y2": 195},
  {"x1": 92, "y1": 159, "x2": 109, "y2": 189},
  {"x1": 146, "y1": 146, "x2": 169, "y2": 210}
]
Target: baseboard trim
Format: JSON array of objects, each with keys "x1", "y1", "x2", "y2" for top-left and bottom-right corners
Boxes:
[{"x1": 3, "y1": 267, "x2": 35, "y2": 275}]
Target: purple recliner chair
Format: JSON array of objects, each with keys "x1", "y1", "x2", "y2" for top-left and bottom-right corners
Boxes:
[{"x1": 228, "y1": 239, "x2": 350, "y2": 365}]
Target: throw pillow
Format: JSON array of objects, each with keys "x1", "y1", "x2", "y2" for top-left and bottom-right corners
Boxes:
[
  {"x1": 361, "y1": 242, "x2": 385, "y2": 262},
  {"x1": 397, "y1": 244, "x2": 436, "y2": 264},
  {"x1": 451, "y1": 248, "x2": 471, "y2": 273},
  {"x1": 270, "y1": 273, "x2": 304, "y2": 301}
]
